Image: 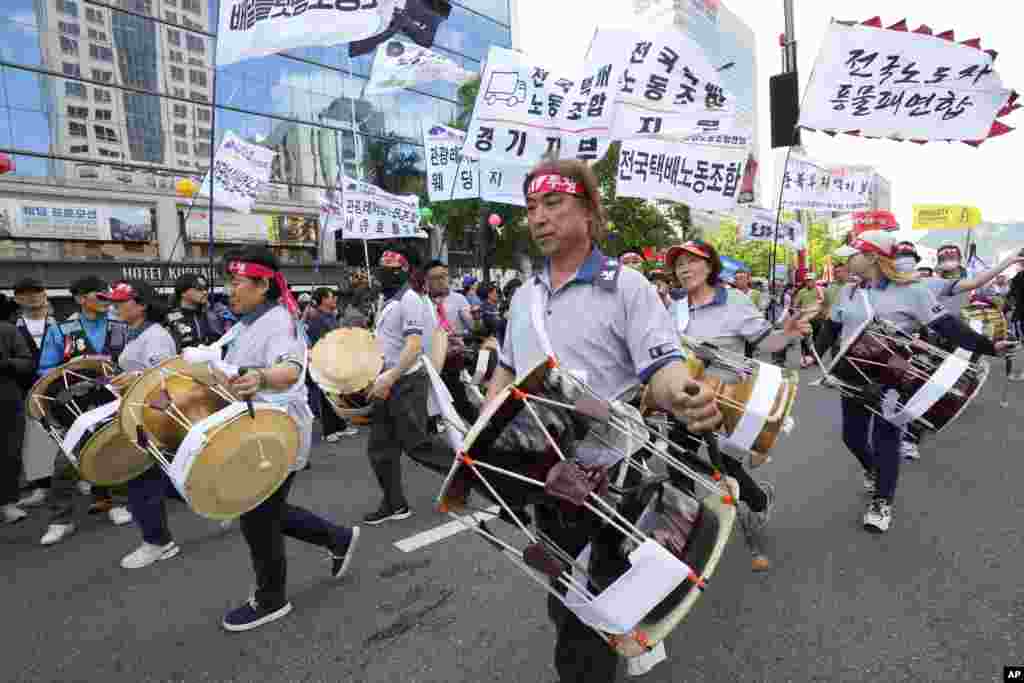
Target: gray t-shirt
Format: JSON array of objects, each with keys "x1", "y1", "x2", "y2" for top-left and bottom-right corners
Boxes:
[
  {"x1": 831, "y1": 281, "x2": 946, "y2": 345},
  {"x1": 118, "y1": 323, "x2": 177, "y2": 372},
  {"x1": 375, "y1": 287, "x2": 426, "y2": 371},
  {"x1": 438, "y1": 291, "x2": 472, "y2": 336},
  {"x1": 922, "y1": 276, "x2": 968, "y2": 316},
  {"x1": 670, "y1": 287, "x2": 770, "y2": 356},
  {"x1": 223, "y1": 304, "x2": 311, "y2": 471}
]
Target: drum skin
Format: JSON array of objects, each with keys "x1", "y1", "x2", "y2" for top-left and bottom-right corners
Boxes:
[{"x1": 78, "y1": 421, "x2": 153, "y2": 485}]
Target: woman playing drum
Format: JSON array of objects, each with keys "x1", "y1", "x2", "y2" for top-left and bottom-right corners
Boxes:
[
  {"x1": 815, "y1": 231, "x2": 1012, "y2": 533},
  {"x1": 666, "y1": 240, "x2": 811, "y2": 570}
]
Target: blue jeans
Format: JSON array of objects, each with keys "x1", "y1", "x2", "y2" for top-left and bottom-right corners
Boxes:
[
  {"x1": 841, "y1": 397, "x2": 901, "y2": 501},
  {"x1": 127, "y1": 466, "x2": 181, "y2": 546}
]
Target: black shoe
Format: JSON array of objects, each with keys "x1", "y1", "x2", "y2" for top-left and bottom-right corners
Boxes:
[
  {"x1": 222, "y1": 596, "x2": 292, "y2": 632},
  {"x1": 363, "y1": 505, "x2": 413, "y2": 525},
  {"x1": 329, "y1": 526, "x2": 361, "y2": 579}
]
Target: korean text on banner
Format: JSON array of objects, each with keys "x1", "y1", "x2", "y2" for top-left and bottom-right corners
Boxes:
[
  {"x1": 0, "y1": 199, "x2": 153, "y2": 241},
  {"x1": 912, "y1": 204, "x2": 982, "y2": 230},
  {"x1": 368, "y1": 40, "x2": 475, "y2": 96},
  {"x1": 741, "y1": 207, "x2": 806, "y2": 249},
  {"x1": 799, "y1": 22, "x2": 1013, "y2": 141},
  {"x1": 217, "y1": 0, "x2": 397, "y2": 67},
  {"x1": 198, "y1": 131, "x2": 275, "y2": 214},
  {"x1": 780, "y1": 157, "x2": 875, "y2": 212},
  {"x1": 616, "y1": 138, "x2": 746, "y2": 212},
  {"x1": 422, "y1": 122, "x2": 479, "y2": 202},
  {"x1": 332, "y1": 177, "x2": 421, "y2": 240},
  {"x1": 461, "y1": 45, "x2": 618, "y2": 166},
  {"x1": 479, "y1": 161, "x2": 530, "y2": 207},
  {"x1": 588, "y1": 27, "x2": 739, "y2": 141}
]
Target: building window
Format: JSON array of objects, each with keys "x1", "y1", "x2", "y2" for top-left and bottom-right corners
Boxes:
[
  {"x1": 62, "y1": 62, "x2": 81, "y2": 77},
  {"x1": 91, "y1": 69, "x2": 113, "y2": 83},
  {"x1": 70, "y1": 144, "x2": 89, "y2": 154},
  {"x1": 173, "y1": 123, "x2": 188, "y2": 136},
  {"x1": 197, "y1": 127, "x2": 212, "y2": 139},
  {"x1": 182, "y1": 17, "x2": 202, "y2": 31},
  {"x1": 186, "y1": 35, "x2": 204, "y2": 54},
  {"x1": 69, "y1": 122, "x2": 88, "y2": 137},
  {"x1": 173, "y1": 103, "x2": 188, "y2": 118},
  {"x1": 167, "y1": 29, "x2": 181, "y2": 46},
  {"x1": 165, "y1": 11, "x2": 177, "y2": 23},
  {"x1": 98, "y1": 148, "x2": 121, "y2": 158},
  {"x1": 89, "y1": 44, "x2": 113, "y2": 61},
  {"x1": 95, "y1": 109, "x2": 113, "y2": 121},
  {"x1": 57, "y1": 0, "x2": 78, "y2": 17},
  {"x1": 188, "y1": 56, "x2": 204, "y2": 67},
  {"x1": 65, "y1": 81, "x2": 87, "y2": 98},
  {"x1": 60, "y1": 36, "x2": 79, "y2": 54},
  {"x1": 87, "y1": 28, "x2": 108, "y2": 42},
  {"x1": 189, "y1": 91, "x2": 208, "y2": 103},
  {"x1": 194, "y1": 142, "x2": 211, "y2": 156},
  {"x1": 94, "y1": 125, "x2": 118, "y2": 142},
  {"x1": 67, "y1": 106, "x2": 89, "y2": 119},
  {"x1": 174, "y1": 140, "x2": 189, "y2": 154},
  {"x1": 59, "y1": 21, "x2": 80, "y2": 36},
  {"x1": 172, "y1": 87, "x2": 186, "y2": 98},
  {"x1": 85, "y1": 6, "x2": 103, "y2": 23},
  {"x1": 94, "y1": 88, "x2": 111, "y2": 103},
  {"x1": 196, "y1": 108, "x2": 211, "y2": 122},
  {"x1": 189, "y1": 70, "x2": 207, "y2": 87},
  {"x1": 165, "y1": 0, "x2": 176, "y2": 5},
  {"x1": 170, "y1": 66, "x2": 185, "y2": 82},
  {"x1": 169, "y1": 50, "x2": 184, "y2": 63},
  {"x1": 182, "y1": 0, "x2": 201, "y2": 12}
]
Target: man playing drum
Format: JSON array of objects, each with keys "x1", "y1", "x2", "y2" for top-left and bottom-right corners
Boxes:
[
  {"x1": 815, "y1": 231, "x2": 1012, "y2": 533},
  {"x1": 217, "y1": 246, "x2": 359, "y2": 632},
  {"x1": 486, "y1": 159, "x2": 722, "y2": 683}
]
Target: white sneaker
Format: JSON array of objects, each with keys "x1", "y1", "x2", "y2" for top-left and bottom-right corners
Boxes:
[
  {"x1": 3, "y1": 504, "x2": 27, "y2": 524},
  {"x1": 900, "y1": 440, "x2": 921, "y2": 461},
  {"x1": 109, "y1": 506, "x2": 133, "y2": 525},
  {"x1": 863, "y1": 498, "x2": 892, "y2": 533},
  {"x1": 76, "y1": 481, "x2": 92, "y2": 495},
  {"x1": 1008, "y1": 371, "x2": 1024, "y2": 382},
  {"x1": 18, "y1": 488, "x2": 48, "y2": 507},
  {"x1": 41, "y1": 523, "x2": 76, "y2": 546},
  {"x1": 121, "y1": 541, "x2": 180, "y2": 569},
  {"x1": 339, "y1": 426, "x2": 359, "y2": 437},
  {"x1": 324, "y1": 431, "x2": 342, "y2": 443}
]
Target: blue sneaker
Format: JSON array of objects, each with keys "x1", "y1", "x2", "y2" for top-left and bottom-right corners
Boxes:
[
  {"x1": 222, "y1": 596, "x2": 292, "y2": 632},
  {"x1": 330, "y1": 526, "x2": 360, "y2": 579}
]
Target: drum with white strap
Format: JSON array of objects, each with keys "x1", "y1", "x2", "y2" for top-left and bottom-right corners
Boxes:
[
  {"x1": 27, "y1": 356, "x2": 152, "y2": 485},
  {"x1": 308, "y1": 327, "x2": 382, "y2": 419}
]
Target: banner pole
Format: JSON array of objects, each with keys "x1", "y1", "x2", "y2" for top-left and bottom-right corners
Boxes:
[{"x1": 206, "y1": 0, "x2": 222, "y2": 281}]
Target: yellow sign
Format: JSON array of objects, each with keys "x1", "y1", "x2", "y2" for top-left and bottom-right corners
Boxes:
[{"x1": 912, "y1": 205, "x2": 982, "y2": 230}]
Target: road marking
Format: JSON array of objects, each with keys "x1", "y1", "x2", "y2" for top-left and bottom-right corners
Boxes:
[{"x1": 394, "y1": 506, "x2": 500, "y2": 553}]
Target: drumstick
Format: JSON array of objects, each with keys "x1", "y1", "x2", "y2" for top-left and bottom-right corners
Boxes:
[
  {"x1": 237, "y1": 368, "x2": 257, "y2": 420},
  {"x1": 684, "y1": 383, "x2": 726, "y2": 475}
]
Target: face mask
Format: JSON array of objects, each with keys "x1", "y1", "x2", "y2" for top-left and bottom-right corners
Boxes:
[
  {"x1": 377, "y1": 268, "x2": 407, "y2": 291},
  {"x1": 895, "y1": 256, "x2": 918, "y2": 274}
]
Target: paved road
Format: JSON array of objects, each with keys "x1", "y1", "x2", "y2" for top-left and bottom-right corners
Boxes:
[{"x1": 4, "y1": 368, "x2": 1022, "y2": 683}]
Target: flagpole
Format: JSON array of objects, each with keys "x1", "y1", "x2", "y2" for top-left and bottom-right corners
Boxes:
[
  {"x1": 207, "y1": 0, "x2": 222, "y2": 281},
  {"x1": 347, "y1": 51, "x2": 373, "y2": 284}
]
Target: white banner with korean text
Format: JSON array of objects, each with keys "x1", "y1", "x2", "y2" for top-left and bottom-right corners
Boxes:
[
  {"x1": 780, "y1": 157, "x2": 875, "y2": 212},
  {"x1": 739, "y1": 207, "x2": 806, "y2": 250},
  {"x1": 615, "y1": 137, "x2": 747, "y2": 212},
  {"x1": 462, "y1": 45, "x2": 619, "y2": 165},
  {"x1": 800, "y1": 22, "x2": 1012, "y2": 140},
  {"x1": 198, "y1": 131, "x2": 275, "y2": 214},
  {"x1": 479, "y1": 161, "x2": 529, "y2": 207},
  {"x1": 588, "y1": 27, "x2": 740, "y2": 141},
  {"x1": 216, "y1": 0, "x2": 397, "y2": 67},
  {"x1": 368, "y1": 40, "x2": 475, "y2": 96},
  {"x1": 422, "y1": 122, "x2": 479, "y2": 202},
  {"x1": 328, "y1": 177, "x2": 421, "y2": 240}
]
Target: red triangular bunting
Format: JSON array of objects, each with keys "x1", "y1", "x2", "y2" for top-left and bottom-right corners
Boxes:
[
  {"x1": 913, "y1": 24, "x2": 933, "y2": 35},
  {"x1": 910, "y1": 139, "x2": 928, "y2": 145},
  {"x1": 963, "y1": 139, "x2": 984, "y2": 147},
  {"x1": 960, "y1": 37, "x2": 981, "y2": 49},
  {"x1": 862, "y1": 16, "x2": 883, "y2": 28},
  {"x1": 937, "y1": 29, "x2": 955, "y2": 41},
  {"x1": 844, "y1": 130, "x2": 862, "y2": 136},
  {"x1": 989, "y1": 120, "x2": 1014, "y2": 138},
  {"x1": 998, "y1": 91, "x2": 1019, "y2": 117},
  {"x1": 887, "y1": 19, "x2": 908, "y2": 31}
]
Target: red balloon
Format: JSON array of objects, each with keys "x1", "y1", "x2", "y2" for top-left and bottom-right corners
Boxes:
[
  {"x1": 0, "y1": 153, "x2": 14, "y2": 175},
  {"x1": 488, "y1": 213, "x2": 502, "y2": 227}
]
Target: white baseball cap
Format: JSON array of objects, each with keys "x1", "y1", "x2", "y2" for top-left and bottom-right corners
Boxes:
[{"x1": 834, "y1": 230, "x2": 897, "y2": 258}]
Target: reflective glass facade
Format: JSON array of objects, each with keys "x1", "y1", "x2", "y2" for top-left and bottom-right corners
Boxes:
[{"x1": 0, "y1": 0, "x2": 513, "y2": 272}]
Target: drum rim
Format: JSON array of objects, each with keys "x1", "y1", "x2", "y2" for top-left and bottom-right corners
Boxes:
[
  {"x1": 309, "y1": 327, "x2": 383, "y2": 395},
  {"x1": 27, "y1": 356, "x2": 117, "y2": 422},
  {"x1": 78, "y1": 420, "x2": 155, "y2": 486}
]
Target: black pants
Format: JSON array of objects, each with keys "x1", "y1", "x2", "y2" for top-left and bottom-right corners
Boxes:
[
  {"x1": 1, "y1": 402, "x2": 26, "y2": 505},
  {"x1": 441, "y1": 365, "x2": 479, "y2": 425},
  {"x1": 367, "y1": 371, "x2": 432, "y2": 511},
  {"x1": 239, "y1": 473, "x2": 354, "y2": 608},
  {"x1": 667, "y1": 422, "x2": 768, "y2": 512},
  {"x1": 841, "y1": 397, "x2": 901, "y2": 501}
]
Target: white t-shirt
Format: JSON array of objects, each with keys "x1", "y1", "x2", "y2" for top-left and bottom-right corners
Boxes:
[{"x1": 24, "y1": 318, "x2": 46, "y2": 348}]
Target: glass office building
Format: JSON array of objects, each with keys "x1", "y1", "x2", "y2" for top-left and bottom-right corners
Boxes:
[{"x1": 0, "y1": 0, "x2": 516, "y2": 289}]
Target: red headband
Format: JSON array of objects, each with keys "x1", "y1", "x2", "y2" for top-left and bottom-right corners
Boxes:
[
  {"x1": 380, "y1": 250, "x2": 409, "y2": 271},
  {"x1": 527, "y1": 173, "x2": 585, "y2": 197},
  {"x1": 679, "y1": 241, "x2": 711, "y2": 260},
  {"x1": 848, "y1": 238, "x2": 894, "y2": 258},
  {"x1": 227, "y1": 260, "x2": 299, "y2": 317}
]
